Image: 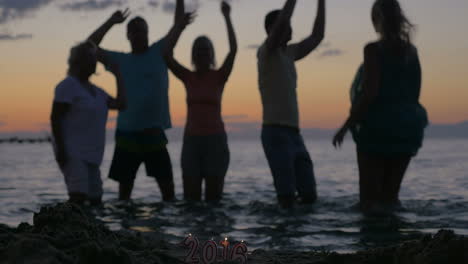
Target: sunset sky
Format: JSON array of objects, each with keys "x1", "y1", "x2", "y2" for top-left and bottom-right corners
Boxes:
[{"x1": 0, "y1": 0, "x2": 467, "y2": 132}]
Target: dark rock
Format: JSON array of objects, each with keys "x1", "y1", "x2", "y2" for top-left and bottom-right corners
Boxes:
[
  {"x1": 4, "y1": 237, "x2": 73, "y2": 264},
  {"x1": 1, "y1": 203, "x2": 183, "y2": 264},
  {"x1": 1, "y1": 204, "x2": 467, "y2": 264}
]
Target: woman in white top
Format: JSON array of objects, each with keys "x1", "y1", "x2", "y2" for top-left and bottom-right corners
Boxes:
[{"x1": 51, "y1": 41, "x2": 126, "y2": 205}]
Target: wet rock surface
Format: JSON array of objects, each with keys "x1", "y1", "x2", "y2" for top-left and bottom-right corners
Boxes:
[
  {"x1": 0, "y1": 203, "x2": 182, "y2": 264},
  {"x1": 247, "y1": 230, "x2": 468, "y2": 264},
  {"x1": 1, "y1": 203, "x2": 467, "y2": 264}
]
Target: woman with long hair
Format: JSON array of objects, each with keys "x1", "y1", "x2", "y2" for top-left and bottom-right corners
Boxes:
[
  {"x1": 333, "y1": 0, "x2": 428, "y2": 213},
  {"x1": 164, "y1": 0, "x2": 237, "y2": 201}
]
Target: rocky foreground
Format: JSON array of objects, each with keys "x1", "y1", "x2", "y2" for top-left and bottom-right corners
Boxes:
[{"x1": 0, "y1": 203, "x2": 467, "y2": 264}]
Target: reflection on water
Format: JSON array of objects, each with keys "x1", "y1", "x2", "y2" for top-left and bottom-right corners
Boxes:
[
  {"x1": 1, "y1": 139, "x2": 468, "y2": 252},
  {"x1": 88, "y1": 195, "x2": 468, "y2": 253}
]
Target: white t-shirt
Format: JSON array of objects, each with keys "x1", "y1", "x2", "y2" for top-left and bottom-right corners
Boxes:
[
  {"x1": 54, "y1": 76, "x2": 109, "y2": 165},
  {"x1": 257, "y1": 43, "x2": 299, "y2": 128}
]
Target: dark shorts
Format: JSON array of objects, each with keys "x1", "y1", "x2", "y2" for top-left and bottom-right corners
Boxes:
[
  {"x1": 108, "y1": 130, "x2": 173, "y2": 184},
  {"x1": 181, "y1": 133, "x2": 229, "y2": 179}
]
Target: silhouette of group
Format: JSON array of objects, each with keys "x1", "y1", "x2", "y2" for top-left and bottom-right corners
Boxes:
[{"x1": 51, "y1": 0, "x2": 428, "y2": 213}]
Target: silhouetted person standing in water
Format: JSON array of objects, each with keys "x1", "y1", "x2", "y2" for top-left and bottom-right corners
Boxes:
[
  {"x1": 87, "y1": 7, "x2": 181, "y2": 201},
  {"x1": 51, "y1": 41, "x2": 126, "y2": 205},
  {"x1": 258, "y1": 0, "x2": 325, "y2": 208},
  {"x1": 333, "y1": 0, "x2": 428, "y2": 214},
  {"x1": 164, "y1": 0, "x2": 237, "y2": 201}
]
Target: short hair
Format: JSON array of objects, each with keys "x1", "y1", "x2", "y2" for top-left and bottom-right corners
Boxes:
[
  {"x1": 264, "y1": 10, "x2": 281, "y2": 33},
  {"x1": 68, "y1": 40, "x2": 96, "y2": 67},
  {"x1": 127, "y1": 16, "x2": 147, "y2": 32}
]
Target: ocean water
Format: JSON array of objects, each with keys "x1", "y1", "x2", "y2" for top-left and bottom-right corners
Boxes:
[{"x1": 1, "y1": 138, "x2": 468, "y2": 253}]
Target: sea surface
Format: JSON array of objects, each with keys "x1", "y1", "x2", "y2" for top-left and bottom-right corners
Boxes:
[{"x1": 1, "y1": 138, "x2": 468, "y2": 253}]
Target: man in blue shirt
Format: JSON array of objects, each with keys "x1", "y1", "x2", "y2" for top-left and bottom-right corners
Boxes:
[{"x1": 87, "y1": 6, "x2": 184, "y2": 201}]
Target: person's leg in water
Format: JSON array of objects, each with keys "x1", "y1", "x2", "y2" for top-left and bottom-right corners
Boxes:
[
  {"x1": 62, "y1": 158, "x2": 90, "y2": 205},
  {"x1": 357, "y1": 151, "x2": 385, "y2": 212},
  {"x1": 182, "y1": 173, "x2": 202, "y2": 201},
  {"x1": 145, "y1": 147, "x2": 175, "y2": 201},
  {"x1": 181, "y1": 137, "x2": 203, "y2": 201},
  {"x1": 108, "y1": 146, "x2": 142, "y2": 201},
  {"x1": 294, "y1": 133, "x2": 317, "y2": 204},
  {"x1": 119, "y1": 180, "x2": 135, "y2": 201},
  {"x1": 262, "y1": 126, "x2": 296, "y2": 208},
  {"x1": 87, "y1": 162, "x2": 104, "y2": 206},
  {"x1": 381, "y1": 155, "x2": 411, "y2": 208},
  {"x1": 203, "y1": 134, "x2": 230, "y2": 202}
]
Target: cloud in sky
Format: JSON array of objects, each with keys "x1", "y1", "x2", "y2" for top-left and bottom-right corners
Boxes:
[
  {"x1": 161, "y1": 0, "x2": 175, "y2": 13},
  {"x1": 0, "y1": 0, "x2": 216, "y2": 25},
  {"x1": 0, "y1": 121, "x2": 5, "y2": 127},
  {"x1": 60, "y1": 0, "x2": 126, "y2": 11},
  {"x1": 147, "y1": 0, "x2": 159, "y2": 8},
  {"x1": 315, "y1": 41, "x2": 345, "y2": 59},
  {"x1": 0, "y1": 33, "x2": 33, "y2": 41},
  {"x1": 246, "y1": 41, "x2": 342, "y2": 56},
  {"x1": 0, "y1": 0, "x2": 53, "y2": 24},
  {"x1": 318, "y1": 48, "x2": 345, "y2": 58},
  {"x1": 160, "y1": 0, "x2": 200, "y2": 13},
  {"x1": 245, "y1": 44, "x2": 260, "y2": 50}
]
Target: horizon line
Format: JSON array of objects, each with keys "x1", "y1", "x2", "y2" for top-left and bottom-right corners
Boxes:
[{"x1": 0, "y1": 120, "x2": 467, "y2": 135}]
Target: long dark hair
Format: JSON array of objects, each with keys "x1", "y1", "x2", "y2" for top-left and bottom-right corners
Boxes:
[{"x1": 372, "y1": 0, "x2": 414, "y2": 46}]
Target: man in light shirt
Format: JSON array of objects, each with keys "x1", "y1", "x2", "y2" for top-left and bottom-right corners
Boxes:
[{"x1": 257, "y1": 0, "x2": 326, "y2": 208}]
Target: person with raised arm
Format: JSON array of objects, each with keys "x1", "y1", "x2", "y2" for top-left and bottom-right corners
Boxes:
[
  {"x1": 332, "y1": 0, "x2": 428, "y2": 214},
  {"x1": 86, "y1": 4, "x2": 184, "y2": 201},
  {"x1": 164, "y1": 0, "x2": 237, "y2": 201},
  {"x1": 257, "y1": 0, "x2": 325, "y2": 208},
  {"x1": 51, "y1": 41, "x2": 126, "y2": 205}
]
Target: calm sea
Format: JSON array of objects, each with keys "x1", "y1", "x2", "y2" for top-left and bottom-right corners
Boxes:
[{"x1": 1, "y1": 138, "x2": 467, "y2": 253}]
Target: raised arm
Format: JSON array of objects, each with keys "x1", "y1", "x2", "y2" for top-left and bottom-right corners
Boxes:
[
  {"x1": 218, "y1": 1, "x2": 238, "y2": 82},
  {"x1": 333, "y1": 43, "x2": 381, "y2": 148},
  {"x1": 106, "y1": 64, "x2": 127, "y2": 110},
  {"x1": 163, "y1": 0, "x2": 194, "y2": 79},
  {"x1": 163, "y1": 0, "x2": 186, "y2": 46},
  {"x1": 265, "y1": 0, "x2": 297, "y2": 53},
  {"x1": 288, "y1": 0, "x2": 325, "y2": 61},
  {"x1": 87, "y1": 9, "x2": 130, "y2": 46},
  {"x1": 87, "y1": 9, "x2": 130, "y2": 64}
]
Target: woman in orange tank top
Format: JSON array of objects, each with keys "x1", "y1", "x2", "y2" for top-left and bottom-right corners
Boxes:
[{"x1": 164, "y1": 0, "x2": 237, "y2": 201}]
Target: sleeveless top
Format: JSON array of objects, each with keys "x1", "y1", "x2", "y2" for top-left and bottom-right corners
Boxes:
[
  {"x1": 180, "y1": 70, "x2": 226, "y2": 136},
  {"x1": 350, "y1": 43, "x2": 429, "y2": 156}
]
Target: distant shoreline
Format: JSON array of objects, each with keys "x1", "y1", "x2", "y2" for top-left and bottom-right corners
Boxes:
[{"x1": 0, "y1": 136, "x2": 51, "y2": 144}]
